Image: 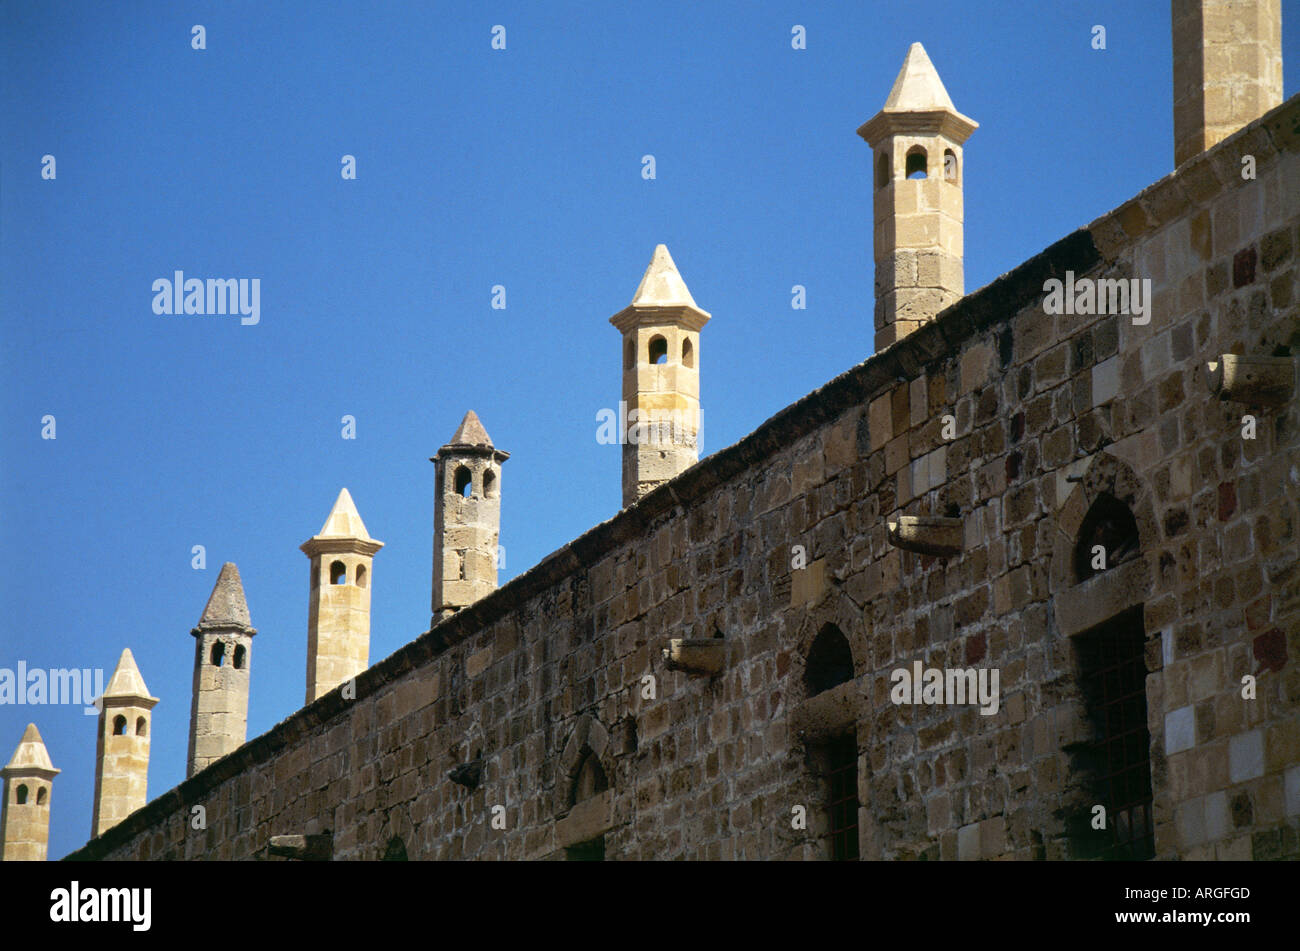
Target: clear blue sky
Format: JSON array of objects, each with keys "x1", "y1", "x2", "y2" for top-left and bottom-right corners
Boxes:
[{"x1": 3, "y1": 1, "x2": 1296, "y2": 859}]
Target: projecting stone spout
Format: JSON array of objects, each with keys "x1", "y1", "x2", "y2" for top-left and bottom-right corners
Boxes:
[
  {"x1": 448, "y1": 759, "x2": 484, "y2": 789},
  {"x1": 1205, "y1": 355, "x2": 1295, "y2": 407},
  {"x1": 887, "y1": 516, "x2": 963, "y2": 557},
  {"x1": 268, "y1": 833, "x2": 333, "y2": 861},
  {"x1": 662, "y1": 638, "x2": 725, "y2": 676}
]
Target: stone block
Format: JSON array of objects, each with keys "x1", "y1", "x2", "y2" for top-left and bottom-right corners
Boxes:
[
  {"x1": 957, "y1": 821, "x2": 980, "y2": 861},
  {"x1": 1053, "y1": 557, "x2": 1152, "y2": 637},
  {"x1": 869, "y1": 394, "x2": 893, "y2": 451},
  {"x1": 1166, "y1": 705, "x2": 1197, "y2": 755},
  {"x1": 1229, "y1": 730, "x2": 1264, "y2": 784},
  {"x1": 1092, "y1": 356, "x2": 1119, "y2": 406}
]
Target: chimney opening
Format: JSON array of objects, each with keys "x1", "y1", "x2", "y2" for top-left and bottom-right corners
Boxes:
[
  {"x1": 905, "y1": 147, "x2": 928, "y2": 179},
  {"x1": 454, "y1": 466, "x2": 473, "y2": 498}
]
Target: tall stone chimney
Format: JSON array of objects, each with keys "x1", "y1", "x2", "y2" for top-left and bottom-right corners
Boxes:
[
  {"x1": 1172, "y1": 0, "x2": 1283, "y2": 167},
  {"x1": 91, "y1": 648, "x2": 158, "y2": 837},
  {"x1": 858, "y1": 43, "x2": 978, "y2": 353},
  {"x1": 188, "y1": 562, "x2": 256, "y2": 778},
  {"x1": 609, "y1": 245, "x2": 710, "y2": 507},
  {"x1": 302, "y1": 488, "x2": 383, "y2": 703}
]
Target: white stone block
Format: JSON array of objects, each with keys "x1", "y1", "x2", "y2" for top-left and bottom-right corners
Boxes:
[
  {"x1": 1228, "y1": 730, "x2": 1264, "y2": 784},
  {"x1": 1165, "y1": 705, "x2": 1196, "y2": 755}
]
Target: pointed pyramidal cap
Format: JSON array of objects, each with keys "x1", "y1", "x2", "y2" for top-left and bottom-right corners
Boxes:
[
  {"x1": 436, "y1": 411, "x2": 510, "y2": 462},
  {"x1": 2, "y1": 723, "x2": 59, "y2": 778},
  {"x1": 102, "y1": 648, "x2": 159, "y2": 706},
  {"x1": 194, "y1": 562, "x2": 254, "y2": 633},
  {"x1": 448, "y1": 410, "x2": 493, "y2": 448},
  {"x1": 883, "y1": 42, "x2": 956, "y2": 112},
  {"x1": 316, "y1": 487, "x2": 373, "y2": 539},
  {"x1": 610, "y1": 244, "x2": 711, "y2": 333},
  {"x1": 302, "y1": 488, "x2": 384, "y2": 556},
  {"x1": 857, "y1": 42, "x2": 978, "y2": 147},
  {"x1": 631, "y1": 245, "x2": 699, "y2": 309}
]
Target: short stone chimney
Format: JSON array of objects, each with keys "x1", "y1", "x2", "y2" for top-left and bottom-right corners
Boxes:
[
  {"x1": 431, "y1": 411, "x2": 508, "y2": 625},
  {"x1": 1172, "y1": 0, "x2": 1283, "y2": 167},
  {"x1": 0, "y1": 724, "x2": 59, "y2": 861}
]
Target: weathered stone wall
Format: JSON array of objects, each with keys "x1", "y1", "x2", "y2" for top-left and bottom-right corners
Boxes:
[{"x1": 67, "y1": 96, "x2": 1299, "y2": 861}]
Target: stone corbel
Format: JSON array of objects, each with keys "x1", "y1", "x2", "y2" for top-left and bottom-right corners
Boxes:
[
  {"x1": 661, "y1": 638, "x2": 725, "y2": 676},
  {"x1": 887, "y1": 515, "x2": 963, "y2": 557},
  {"x1": 1205, "y1": 355, "x2": 1295, "y2": 407},
  {"x1": 268, "y1": 833, "x2": 333, "y2": 861}
]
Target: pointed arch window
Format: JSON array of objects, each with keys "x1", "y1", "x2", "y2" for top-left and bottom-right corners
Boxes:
[
  {"x1": 805, "y1": 624, "x2": 854, "y2": 696},
  {"x1": 1075, "y1": 494, "x2": 1140, "y2": 582}
]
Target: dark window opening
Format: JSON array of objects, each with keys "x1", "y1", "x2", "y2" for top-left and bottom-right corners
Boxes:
[
  {"x1": 211, "y1": 641, "x2": 225, "y2": 667},
  {"x1": 1070, "y1": 607, "x2": 1154, "y2": 860},
  {"x1": 1075, "y1": 494, "x2": 1140, "y2": 582},
  {"x1": 805, "y1": 623, "x2": 854, "y2": 697},
  {"x1": 572, "y1": 753, "x2": 608, "y2": 805},
  {"x1": 330, "y1": 560, "x2": 346, "y2": 585},
  {"x1": 112, "y1": 715, "x2": 127, "y2": 735},
  {"x1": 566, "y1": 836, "x2": 605, "y2": 861},
  {"x1": 454, "y1": 466, "x2": 472, "y2": 498},
  {"x1": 136, "y1": 716, "x2": 147, "y2": 736},
  {"x1": 943, "y1": 148, "x2": 958, "y2": 182},
  {"x1": 483, "y1": 468, "x2": 497, "y2": 498},
  {"x1": 16, "y1": 784, "x2": 28, "y2": 805},
  {"x1": 876, "y1": 152, "x2": 891, "y2": 189},
  {"x1": 355, "y1": 564, "x2": 367, "y2": 589},
  {"x1": 648, "y1": 335, "x2": 668, "y2": 365},
  {"x1": 382, "y1": 836, "x2": 408, "y2": 861},
  {"x1": 825, "y1": 735, "x2": 860, "y2": 860},
  {"x1": 233, "y1": 644, "x2": 246, "y2": 669},
  {"x1": 36, "y1": 786, "x2": 47, "y2": 805},
  {"x1": 906, "y1": 147, "x2": 928, "y2": 179}
]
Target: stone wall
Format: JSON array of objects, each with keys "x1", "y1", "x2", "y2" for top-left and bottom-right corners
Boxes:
[{"x1": 67, "y1": 95, "x2": 1300, "y2": 861}]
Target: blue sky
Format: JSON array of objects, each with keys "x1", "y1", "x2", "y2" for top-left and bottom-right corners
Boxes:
[{"x1": 2, "y1": 1, "x2": 1296, "y2": 859}]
